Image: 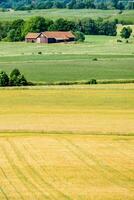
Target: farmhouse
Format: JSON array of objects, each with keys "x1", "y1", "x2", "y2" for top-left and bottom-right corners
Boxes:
[
  {"x1": 25, "y1": 33, "x2": 41, "y2": 43},
  {"x1": 25, "y1": 31, "x2": 76, "y2": 43}
]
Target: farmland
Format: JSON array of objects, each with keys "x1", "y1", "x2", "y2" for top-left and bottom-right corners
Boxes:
[
  {"x1": 0, "y1": 8, "x2": 134, "y2": 199},
  {"x1": 0, "y1": 85, "x2": 134, "y2": 199},
  {"x1": 0, "y1": 134, "x2": 133, "y2": 200},
  {"x1": 0, "y1": 84, "x2": 133, "y2": 134},
  {"x1": 0, "y1": 35, "x2": 134, "y2": 83},
  {"x1": 0, "y1": 9, "x2": 134, "y2": 23}
]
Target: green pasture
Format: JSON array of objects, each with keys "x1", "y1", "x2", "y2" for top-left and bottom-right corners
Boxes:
[
  {"x1": 0, "y1": 35, "x2": 134, "y2": 82},
  {"x1": 0, "y1": 9, "x2": 134, "y2": 23}
]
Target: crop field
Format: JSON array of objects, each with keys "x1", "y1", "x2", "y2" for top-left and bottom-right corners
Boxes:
[
  {"x1": 0, "y1": 134, "x2": 133, "y2": 200},
  {"x1": 0, "y1": 35, "x2": 134, "y2": 83},
  {"x1": 0, "y1": 8, "x2": 134, "y2": 198},
  {"x1": 0, "y1": 85, "x2": 134, "y2": 199},
  {"x1": 0, "y1": 84, "x2": 134, "y2": 134},
  {"x1": 0, "y1": 9, "x2": 134, "y2": 23}
]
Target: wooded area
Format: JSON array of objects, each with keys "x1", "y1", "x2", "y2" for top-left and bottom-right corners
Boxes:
[{"x1": 0, "y1": 0, "x2": 133, "y2": 10}]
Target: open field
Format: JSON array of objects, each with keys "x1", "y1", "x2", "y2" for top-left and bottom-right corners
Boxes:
[
  {"x1": 0, "y1": 85, "x2": 133, "y2": 199},
  {"x1": 0, "y1": 9, "x2": 134, "y2": 23},
  {"x1": 0, "y1": 84, "x2": 134, "y2": 134},
  {"x1": 0, "y1": 35, "x2": 134, "y2": 82},
  {"x1": 0, "y1": 8, "x2": 134, "y2": 200},
  {"x1": 0, "y1": 134, "x2": 133, "y2": 200}
]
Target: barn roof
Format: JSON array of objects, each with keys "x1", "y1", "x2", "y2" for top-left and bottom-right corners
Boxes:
[
  {"x1": 42, "y1": 31, "x2": 75, "y2": 39},
  {"x1": 25, "y1": 32, "x2": 41, "y2": 39}
]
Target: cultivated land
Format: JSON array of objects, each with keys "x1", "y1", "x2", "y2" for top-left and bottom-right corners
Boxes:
[
  {"x1": 0, "y1": 35, "x2": 134, "y2": 83},
  {"x1": 0, "y1": 85, "x2": 134, "y2": 199},
  {"x1": 0, "y1": 134, "x2": 133, "y2": 200},
  {"x1": 0, "y1": 9, "x2": 134, "y2": 198},
  {"x1": 0, "y1": 84, "x2": 134, "y2": 134},
  {"x1": 0, "y1": 9, "x2": 134, "y2": 23}
]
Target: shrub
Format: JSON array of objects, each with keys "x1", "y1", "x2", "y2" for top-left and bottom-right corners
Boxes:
[
  {"x1": 0, "y1": 71, "x2": 9, "y2": 86},
  {"x1": 74, "y1": 31, "x2": 85, "y2": 42},
  {"x1": 87, "y1": 79, "x2": 97, "y2": 84},
  {"x1": 92, "y1": 58, "x2": 98, "y2": 61},
  {"x1": 90, "y1": 79, "x2": 97, "y2": 84},
  {"x1": 120, "y1": 26, "x2": 132, "y2": 40},
  {"x1": 117, "y1": 39, "x2": 122, "y2": 42}
]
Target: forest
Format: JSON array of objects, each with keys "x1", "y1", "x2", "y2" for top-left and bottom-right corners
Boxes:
[{"x1": 0, "y1": 0, "x2": 133, "y2": 10}]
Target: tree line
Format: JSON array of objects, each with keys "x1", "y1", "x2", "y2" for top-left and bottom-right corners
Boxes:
[
  {"x1": 0, "y1": 16, "x2": 117, "y2": 41},
  {"x1": 0, "y1": 0, "x2": 133, "y2": 10}
]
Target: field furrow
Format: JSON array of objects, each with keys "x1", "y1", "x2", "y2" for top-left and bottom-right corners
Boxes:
[{"x1": 0, "y1": 135, "x2": 133, "y2": 200}]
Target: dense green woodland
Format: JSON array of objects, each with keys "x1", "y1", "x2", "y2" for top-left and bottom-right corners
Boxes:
[
  {"x1": 0, "y1": 16, "x2": 117, "y2": 41},
  {"x1": 0, "y1": 0, "x2": 133, "y2": 10}
]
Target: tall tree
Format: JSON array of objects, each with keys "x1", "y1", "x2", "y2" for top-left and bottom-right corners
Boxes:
[{"x1": 120, "y1": 26, "x2": 132, "y2": 40}]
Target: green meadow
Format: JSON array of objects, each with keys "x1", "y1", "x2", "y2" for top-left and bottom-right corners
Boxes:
[
  {"x1": 0, "y1": 35, "x2": 134, "y2": 83},
  {"x1": 0, "y1": 9, "x2": 134, "y2": 23}
]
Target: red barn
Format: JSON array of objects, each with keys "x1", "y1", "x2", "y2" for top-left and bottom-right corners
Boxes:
[{"x1": 25, "y1": 31, "x2": 76, "y2": 43}]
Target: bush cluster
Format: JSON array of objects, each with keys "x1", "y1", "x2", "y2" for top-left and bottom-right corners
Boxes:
[{"x1": 0, "y1": 69, "x2": 28, "y2": 87}]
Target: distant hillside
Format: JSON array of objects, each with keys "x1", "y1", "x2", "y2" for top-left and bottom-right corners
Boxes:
[{"x1": 0, "y1": 0, "x2": 133, "y2": 10}]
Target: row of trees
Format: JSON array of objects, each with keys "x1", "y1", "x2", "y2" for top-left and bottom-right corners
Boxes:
[
  {"x1": 0, "y1": 16, "x2": 117, "y2": 41},
  {"x1": 0, "y1": 0, "x2": 133, "y2": 10},
  {"x1": 0, "y1": 69, "x2": 28, "y2": 86}
]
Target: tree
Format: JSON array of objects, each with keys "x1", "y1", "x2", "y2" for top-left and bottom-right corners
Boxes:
[
  {"x1": 120, "y1": 26, "x2": 132, "y2": 40},
  {"x1": 0, "y1": 71, "x2": 9, "y2": 86},
  {"x1": 80, "y1": 18, "x2": 97, "y2": 35},
  {"x1": 17, "y1": 74, "x2": 28, "y2": 86},
  {"x1": 10, "y1": 69, "x2": 28, "y2": 86},
  {"x1": 48, "y1": 18, "x2": 75, "y2": 31},
  {"x1": 22, "y1": 16, "x2": 47, "y2": 37},
  {"x1": 74, "y1": 31, "x2": 85, "y2": 42},
  {"x1": 11, "y1": 19, "x2": 24, "y2": 41},
  {"x1": 6, "y1": 29, "x2": 16, "y2": 42},
  {"x1": 10, "y1": 68, "x2": 21, "y2": 78},
  {"x1": 117, "y1": 2, "x2": 125, "y2": 10},
  {"x1": 53, "y1": 1, "x2": 65, "y2": 8}
]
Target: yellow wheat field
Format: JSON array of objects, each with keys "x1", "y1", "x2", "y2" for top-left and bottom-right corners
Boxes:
[
  {"x1": 0, "y1": 84, "x2": 134, "y2": 134},
  {"x1": 0, "y1": 84, "x2": 134, "y2": 199},
  {"x1": 0, "y1": 134, "x2": 134, "y2": 200}
]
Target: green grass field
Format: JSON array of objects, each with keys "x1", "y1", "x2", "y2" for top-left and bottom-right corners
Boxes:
[
  {"x1": 0, "y1": 85, "x2": 133, "y2": 199},
  {"x1": 0, "y1": 9, "x2": 134, "y2": 23},
  {"x1": 0, "y1": 35, "x2": 134, "y2": 83}
]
